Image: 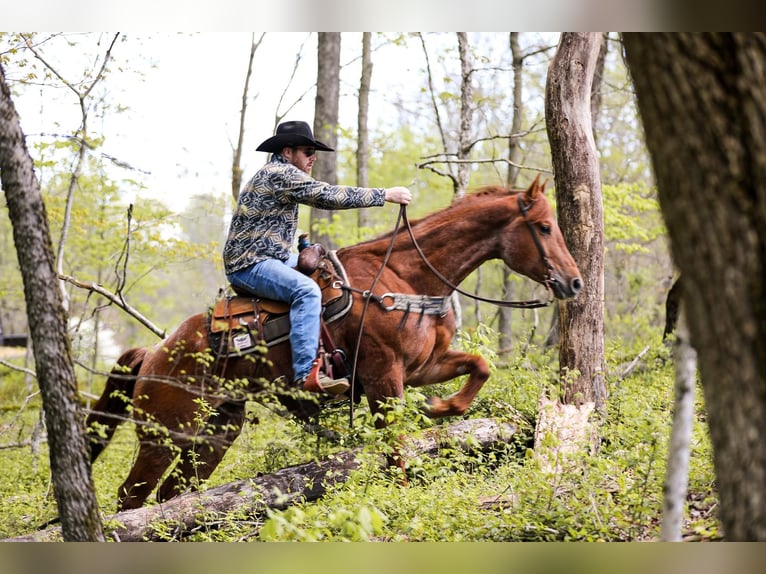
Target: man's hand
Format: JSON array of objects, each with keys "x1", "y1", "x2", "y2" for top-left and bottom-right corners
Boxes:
[{"x1": 384, "y1": 186, "x2": 412, "y2": 205}]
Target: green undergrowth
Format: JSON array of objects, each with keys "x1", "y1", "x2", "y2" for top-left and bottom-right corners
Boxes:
[{"x1": 0, "y1": 331, "x2": 717, "y2": 541}]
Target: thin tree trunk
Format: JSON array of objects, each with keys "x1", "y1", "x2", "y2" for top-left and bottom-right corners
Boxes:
[
  {"x1": 357, "y1": 32, "x2": 373, "y2": 234},
  {"x1": 506, "y1": 32, "x2": 524, "y2": 188},
  {"x1": 661, "y1": 311, "x2": 696, "y2": 542},
  {"x1": 499, "y1": 32, "x2": 525, "y2": 351},
  {"x1": 311, "y1": 32, "x2": 341, "y2": 250},
  {"x1": 545, "y1": 32, "x2": 607, "y2": 410},
  {"x1": 455, "y1": 32, "x2": 473, "y2": 199},
  {"x1": 0, "y1": 63, "x2": 104, "y2": 542}
]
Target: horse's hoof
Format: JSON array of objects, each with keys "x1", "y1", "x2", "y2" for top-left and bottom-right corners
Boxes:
[{"x1": 421, "y1": 396, "x2": 438, "y2": 416}]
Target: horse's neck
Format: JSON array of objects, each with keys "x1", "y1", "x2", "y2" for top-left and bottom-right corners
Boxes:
[
  {"x1": 397, "y1": 222, "x2": 497, "y2": 291},
  {"x1": 343, "y1": 195, "x2": 517, "y2": 294},
  {"x1": 387, "y1": 201, "x2": 513, "y2": 294}
]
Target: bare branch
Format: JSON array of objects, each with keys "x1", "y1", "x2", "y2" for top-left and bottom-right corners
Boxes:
[
  {"x1": 59, "y1": 274, "x2": 166, "y2": 338},
  {"x1": 273, "y1": 34, "x2": 312, "y2": 128},
  {"x1": 418, "y1": 33, "x2": 449, "y2": 155},
  {"x1": 0, "y1": 358, "x2": 36, "y2": 377},
  {"x1": 418, "y1": 155, "x2": 552, "y2": 176},
  {"x1": 232, "y1": 32, "x2": 266, "y2": 202},
  {"x1": 113, "y1": 204, "x2": 133, "y2": 296}
]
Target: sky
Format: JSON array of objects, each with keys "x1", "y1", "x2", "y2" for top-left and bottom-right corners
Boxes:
[
  {"x1": 3, "y1": 0, "x2": 674, "y2": 215},
  {"x1": 9, "y1": 33, "x2": 325, "y2": 212},
  {"x1": 7, "y1": 32, "x2": 427, "y2": 213}
]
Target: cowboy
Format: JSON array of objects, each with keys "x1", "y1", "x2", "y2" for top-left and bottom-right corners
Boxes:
[{"x1": 223, "y1": 120, "x2": 412, "y2": 395}]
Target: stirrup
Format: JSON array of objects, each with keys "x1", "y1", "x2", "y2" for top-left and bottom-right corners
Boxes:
[{"x1": 301, "y1": 361, "x2": 349, "y2": 396}]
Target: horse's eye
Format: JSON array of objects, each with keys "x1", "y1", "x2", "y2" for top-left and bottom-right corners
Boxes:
[{"x1": 539, "y1": 223, "x2": 552, "y2": 235}]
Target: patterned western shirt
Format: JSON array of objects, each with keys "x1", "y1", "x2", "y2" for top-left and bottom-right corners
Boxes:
[{"x1": 223, "y1": 154, "x2": 386, "y2": 275}]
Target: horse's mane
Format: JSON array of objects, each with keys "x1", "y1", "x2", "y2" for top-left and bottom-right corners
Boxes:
[
  {"x1": 457, "y1": 184, "x2": 519, "y2": 202},
  {"x1": 344, "y1": 185, "x2": 520, "y2": 250}
]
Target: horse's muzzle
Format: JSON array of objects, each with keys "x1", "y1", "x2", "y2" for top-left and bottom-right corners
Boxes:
[{"x1": 549, "y1": 274, "x2": 583, "y2": 300}]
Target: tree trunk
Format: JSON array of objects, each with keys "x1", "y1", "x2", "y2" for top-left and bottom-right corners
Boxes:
[
  {"x1": 590, "y1": 33, "x2": 609, "y2": 148},
  {"x1": 623, "y1": 32, "x2": 766, "y2": 541},
  {"x1": 356, "y1": 32, "x2": 373, "y2": 234},
  {"x1": 311, "y1": 32, "x2": 341, "y2": 250},
  {"x1": 9, "y1": 418, "x2": 516, "y2": 542},
  {"x1": 661, "y1": 311, "x2": 697, "y2": 542},
  {"x1": 455, "y1": 32, "x2": 473, "y2": 199},
  {"x1": 545, "y1": 33, "x2": 607, "y2": 409},
  {"x1": 498, "y1": 32, "x2": 524, "y2": 352},
  {"x1": 0, "y1": 64, "x2": 104, "y2": 541},
  {"x1": 541, "y1": 33, "x2": 607, "y2": 353},
  {"x1": 506, "y1": 33, "x2": 524, "y2": 188}
]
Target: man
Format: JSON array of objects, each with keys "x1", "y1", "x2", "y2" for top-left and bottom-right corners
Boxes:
[{"x1": 223, "y1": 120, "x2": 412, "y2": 396}]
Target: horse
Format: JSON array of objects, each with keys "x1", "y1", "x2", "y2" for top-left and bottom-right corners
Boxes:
[{"x1": 86, "y1": 175, "x2": 582, "y2": 510}]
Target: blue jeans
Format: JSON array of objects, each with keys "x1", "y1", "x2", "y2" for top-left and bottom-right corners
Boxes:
[{"x1": 227, "y1": 255, "x2": 320, "y2": 381}]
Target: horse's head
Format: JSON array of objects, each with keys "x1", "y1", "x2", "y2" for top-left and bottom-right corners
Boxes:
[{"x1": 502, "y1": 174, "x2": 582, "y2": 300}]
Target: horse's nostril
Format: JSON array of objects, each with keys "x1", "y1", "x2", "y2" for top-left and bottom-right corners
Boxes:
[{"x1": 571, "y1": 277, "x2": 583, "y2": 293}]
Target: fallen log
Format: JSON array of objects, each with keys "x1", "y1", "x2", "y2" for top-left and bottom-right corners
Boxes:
[{"x1": 7, "y1": 417, "x2": 516, "y2": 542}]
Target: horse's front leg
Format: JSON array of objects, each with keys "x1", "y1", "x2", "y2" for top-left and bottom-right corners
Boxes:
[
  {"x1": 362, "y1": 362, "x2": 409, "y2": 480},
  {"x1": 417, "y1": 349, "x2": 490, "y2": 418}
]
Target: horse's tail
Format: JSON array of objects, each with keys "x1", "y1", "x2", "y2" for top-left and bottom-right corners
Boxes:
[{"x1": 87, "y1": 346, "x2": 147, "y2": 463}]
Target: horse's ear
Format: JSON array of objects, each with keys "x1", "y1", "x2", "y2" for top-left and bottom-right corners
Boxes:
[{"x1": 525, "y1": 173, "x2": 543, "y2": 200}]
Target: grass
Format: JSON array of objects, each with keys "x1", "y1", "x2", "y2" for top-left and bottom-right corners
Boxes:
[{"x1": 0, "y1": 332, "x2": 718, "y2": 541}]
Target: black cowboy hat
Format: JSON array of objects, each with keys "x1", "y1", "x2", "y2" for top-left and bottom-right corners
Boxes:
[{"x1": 256, "y1": 120, "x2": 335, "y2": 153}]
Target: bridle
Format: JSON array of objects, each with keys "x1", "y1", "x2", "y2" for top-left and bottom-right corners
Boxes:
[{"x1": 516, "y1": 194, "x2": 556, "y2": 287}]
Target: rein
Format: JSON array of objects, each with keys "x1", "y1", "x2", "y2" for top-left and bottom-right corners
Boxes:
[
  {"x1": 347, "y1": 204, "x2": 405, "y2": 426},
  {"x1": 400, "y1": 197, "x2": 553, "y2": 309}
]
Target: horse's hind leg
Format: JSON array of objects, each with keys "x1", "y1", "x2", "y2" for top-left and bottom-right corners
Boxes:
[
  {"x1": 117, "y1": 439, "x2": 177, "y2": 511},
  {"x1": 88, "y1": 347, "x2": 147, "y2": 462},
  {"x1": 155, "y1": 402, "x2": 247, "y2": 503}
]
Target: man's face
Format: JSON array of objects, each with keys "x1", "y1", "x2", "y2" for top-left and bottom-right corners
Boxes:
[{"x1": 283, "y1": 146, "x2": 316, "y2": 174}]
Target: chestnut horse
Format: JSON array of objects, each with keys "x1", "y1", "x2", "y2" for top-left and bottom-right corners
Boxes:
[{"x1": 87, "y1": 176, "x2": 582, "y2": 510}]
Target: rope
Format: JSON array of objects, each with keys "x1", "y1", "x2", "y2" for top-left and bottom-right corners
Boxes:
[{"x1": 348, "y1": 204, "x2": 406, "y2": 427}]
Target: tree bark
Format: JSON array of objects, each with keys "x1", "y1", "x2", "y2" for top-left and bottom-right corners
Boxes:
[
  {"x1": 661, "y1": 311, "x2": 696, "y2": 542},
  {"x1": 498, "y1": 32, "x2": 524, "y2": 351},
  {"x1": 623, "y1": 32, "x2": 766, "y2": 541},
  {"x1": 0, "y1": 64, "x2": 104, "y2": 541},
  {"x1": 356, "y1": 32, "x2": 373, "y2": 233},
  {"x1": 9, "y1": 418, "x2": 516, "y2": 542},
  {"x1": 311, "y1": 32, "x2": 341, "y2": 250},
  {"x1": 455, "y1": 32, "x2": 473, "y2": 199},
  {"x1": 545, "y1": 33, "x2": 607, "y2": 409}
]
